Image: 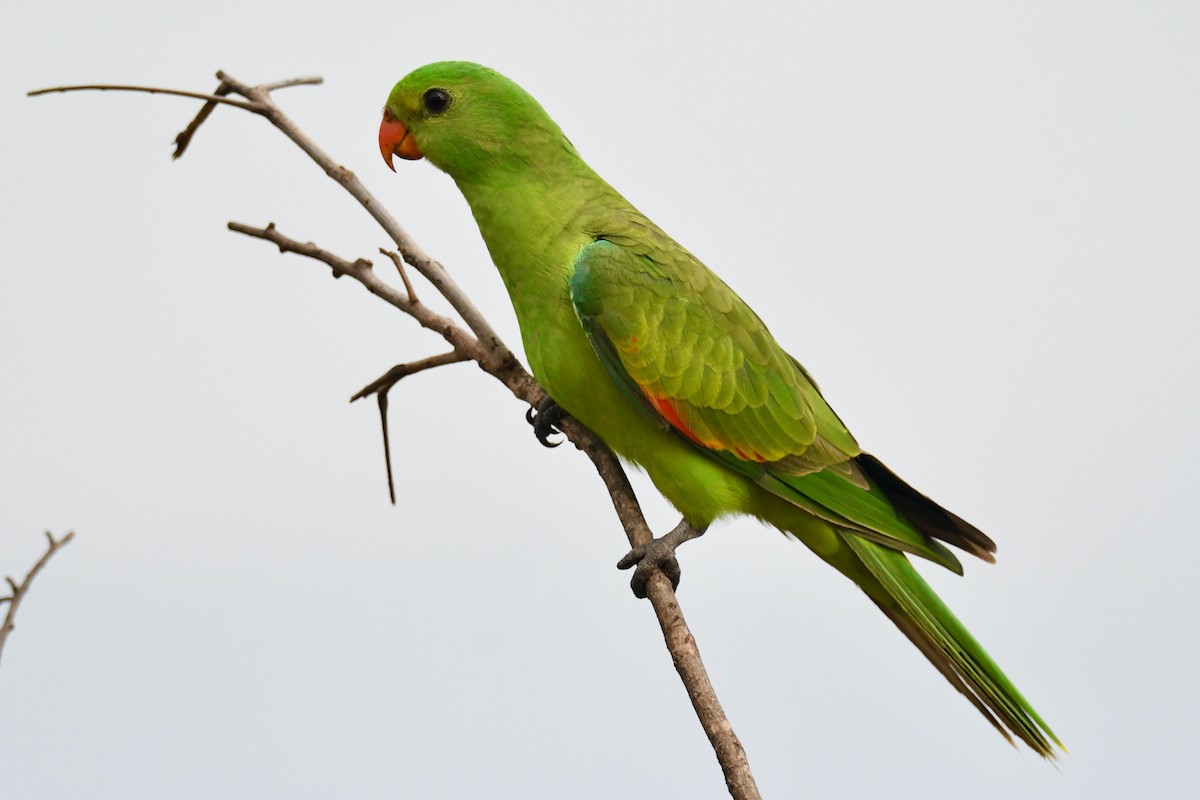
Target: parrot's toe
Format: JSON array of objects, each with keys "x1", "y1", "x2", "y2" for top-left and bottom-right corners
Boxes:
[
  {"x1": 617, "y1": 519, "x2": 708, "y2": 598},
  {"x1": 525, "y1": 396, "x2": 564, "y2": 448}
]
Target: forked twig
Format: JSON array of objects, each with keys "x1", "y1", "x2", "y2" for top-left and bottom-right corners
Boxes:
[
  {"x1": 351, "y1": 352, "x2": 471, "y2": 504},
  {"x1": 0, "y1": 532, "x2": 75, "y2": 669}
]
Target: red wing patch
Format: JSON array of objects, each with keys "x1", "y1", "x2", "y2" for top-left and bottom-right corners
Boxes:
[{"x1": 642, "y1": 390, "x2": 767, "y2": 462}]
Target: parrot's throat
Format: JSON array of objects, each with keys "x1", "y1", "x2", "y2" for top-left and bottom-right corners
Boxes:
[{"x1": 453, "y1": 163, "x2": 607, "y2": 301}]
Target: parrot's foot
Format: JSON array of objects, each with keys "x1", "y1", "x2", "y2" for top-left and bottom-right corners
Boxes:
[
  {"x1": 525, "y1": 396, "x2": 564, "y2": 448},
  {"x1": 616, "y1": 519, "x2": 708, "y2": 599}
]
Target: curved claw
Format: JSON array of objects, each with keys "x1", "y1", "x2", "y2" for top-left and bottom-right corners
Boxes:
[{"x1": 526, "y1": 397, "x2": 564, "y2": 448}]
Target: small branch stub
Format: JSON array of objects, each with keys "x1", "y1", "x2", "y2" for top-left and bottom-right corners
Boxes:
[{"x1": 380, "y1": 249, "x2": 419, "y2": 304}]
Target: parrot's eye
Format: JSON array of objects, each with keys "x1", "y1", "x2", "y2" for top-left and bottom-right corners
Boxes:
[{"x1": 422, "y1": 88, "x2": 452, "y2": 115}]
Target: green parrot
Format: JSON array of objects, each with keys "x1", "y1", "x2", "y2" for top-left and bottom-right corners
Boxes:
[{"x1": 378, "y1": 62, "x2": 1061, "y2": 758}]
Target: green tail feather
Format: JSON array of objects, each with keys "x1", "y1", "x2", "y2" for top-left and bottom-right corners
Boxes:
[{"x1": 843, "y1": 534, "x2": 1064, "y2": 758}]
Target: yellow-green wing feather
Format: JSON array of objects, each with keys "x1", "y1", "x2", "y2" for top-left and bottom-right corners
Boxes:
[{"x1": 569, "y1": 238, "x2": 973, "y2": 571}]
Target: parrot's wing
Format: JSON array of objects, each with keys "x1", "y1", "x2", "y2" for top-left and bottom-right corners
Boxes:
[{"x1": 570, "y1": 238, "x2": 993, "y2": 571}]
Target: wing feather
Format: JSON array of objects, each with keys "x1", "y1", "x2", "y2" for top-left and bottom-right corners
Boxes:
[{"x1": 568, "y1": 236, "x2": 992, "y2": 569}]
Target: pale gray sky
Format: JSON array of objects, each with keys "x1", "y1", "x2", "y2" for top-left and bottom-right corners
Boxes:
[{"x1": 3, "y1": 2, "x2": 1198, "y2": 798}]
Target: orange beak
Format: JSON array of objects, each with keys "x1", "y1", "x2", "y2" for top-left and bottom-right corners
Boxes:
[{"x1": 379, "y1": 111, "x2": 423, "y2": 170}]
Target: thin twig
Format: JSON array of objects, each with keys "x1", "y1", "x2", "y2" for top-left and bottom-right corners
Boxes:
[
  {"x1": 173, "y1": 80, "x2": 232, "y2": 160},
  {"x1": 0, "y1": 532, "x2": 75, "y2": 669},
  {"x1": 261, "y1": 76, "x2": 323, "y2": 91},
  {"x1": 350, "y1": 352, "x2": 469, "y2": 403},
  {"x1": 380, "y1": 249, "x2": 418, "y2": 304},
  {"x1": 29, "y1": 77, "x2": 321, "y2": 162},
  {"x1": 227, "y1": 222, "x2": 487, "y2": 363},
  {"x1": 350, "y1": 352, "x2": 471, "y2": 504},
  {"x1": 228, "y1": 221, "x2": 372, "y2": 279},
  {"x1": 26, "y1": 84, "x2": 258, "y2": 110}
]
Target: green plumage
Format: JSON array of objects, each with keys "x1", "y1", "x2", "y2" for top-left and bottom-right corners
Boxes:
[{"x1": 383, "y1": 62, "x2": 1062, "y2": 757}]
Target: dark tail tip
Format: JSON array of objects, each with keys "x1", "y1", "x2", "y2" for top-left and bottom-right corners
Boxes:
[{"x1": 856, "y1": 453, "x2": 997, "y2": 562}]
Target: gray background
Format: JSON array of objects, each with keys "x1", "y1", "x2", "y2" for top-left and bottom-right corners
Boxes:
[{"x1": 3, "y1": 1, "x2": 1197, "y2": 798}]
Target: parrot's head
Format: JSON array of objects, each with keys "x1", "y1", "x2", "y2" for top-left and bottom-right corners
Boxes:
[{"x1": 379, "y1": 61, "x2": 572, "y2": 182}]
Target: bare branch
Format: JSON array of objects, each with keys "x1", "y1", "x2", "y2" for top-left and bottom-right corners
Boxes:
[
  {"x1": 228, "y1": 222, "x2": 490, "y2": 368},
  {"x1": 26, "y1": 84, "x2": 258, "y2": 110},
  {"x1": 44, "y1": 73, "x2": 763, "y2": 799},
  {"x1": 0, "y1": 532, "x2": 75, "y2": 669},
  {"x1": 31, "y1": 75, "x2": 319, "y2": 162},
  {"x1": 227, "y1": 221, "x2": 372, "y2": 279},
  {"x1": 350, "y1": 352, "x2": 471, "y2": 505},
  {"x1": 214, "y1": 70, "x2": 509, "y2": 367},
  {"x1": 29, "y1": 71, "x2": 504, "y2": 363},
  {"x1": 231, "y1": 223, "x2": 761, "y2": 799},
  {"x1": 572, "y1": 441, "x2": 757, "y2": 796}
]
